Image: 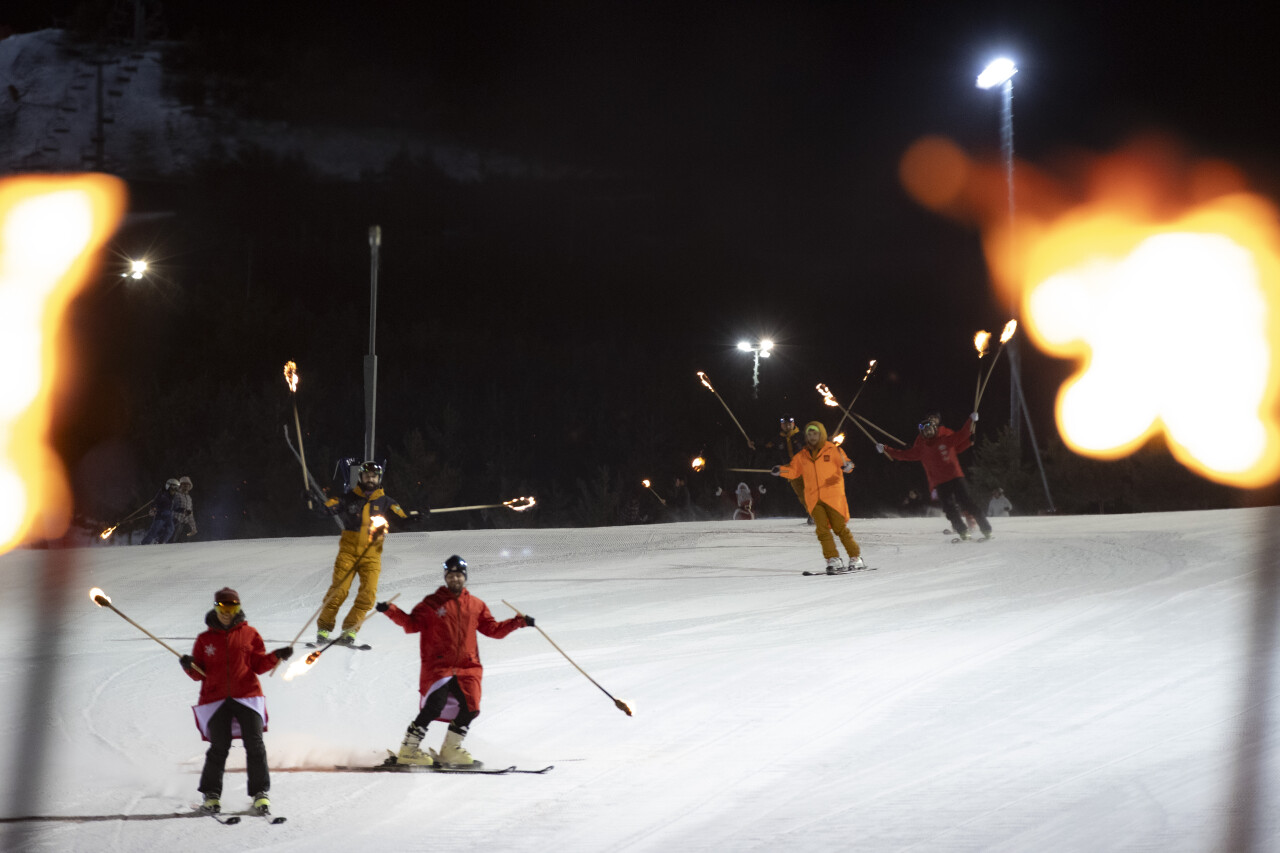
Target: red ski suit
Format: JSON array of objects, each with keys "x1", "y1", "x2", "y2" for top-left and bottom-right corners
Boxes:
[
  {"x1": 883, "y1": 418, "x2": 975, "y2": 490},
  {"x1": 385, "y1": 587, "x2": 527, "y2": 712},
  {"x1": 185, "y1": 611, "x2": 281, "y2": 706}
]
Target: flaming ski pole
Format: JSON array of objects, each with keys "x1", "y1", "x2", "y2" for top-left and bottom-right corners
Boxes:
[
  {"x1": 305, "y1": 594, "x2": 399, "y2": 665},
  {"x1": 975, "y1": 320, "x2": 1018, "y2": 409},
  {"x1": 98, "y1": 498, "x2": 155, "y2": 540},
  {"x1": 503, "y1": 600, "x2": 633, "y2": 717},
  {"x1": 89, "y1": 588, "x2": 204, "y2": 675},
  {"x1": 697, "y1": 372, "x2": 755, "y2": 450},
  {"x1": 283, "y1": 361, "x2": 313, "y2": 508}
]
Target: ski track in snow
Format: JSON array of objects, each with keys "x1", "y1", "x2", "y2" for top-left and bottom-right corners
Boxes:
[{"x1": 3, "y1": 511, "x2": 1280, "y2": 851}]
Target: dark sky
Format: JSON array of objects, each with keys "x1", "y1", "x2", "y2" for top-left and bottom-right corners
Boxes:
[{"x1": 10, "y1": 1, "x2": 1280, "y2": 512}]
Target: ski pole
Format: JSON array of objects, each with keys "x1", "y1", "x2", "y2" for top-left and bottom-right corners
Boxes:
[
  {"x1": 852, "y1": 412, "x2": 907, "y2": 446},
  {"x1": 430, "y1": 497, "x2": 537, "y2": 513},
  {"x1": 283, "y1": 361, "x2": 313, "y2": 509},
  {"x1": 89, "y1": 588, "x2": 204, "y2": 676},
  {"x1": 502, "y1": 600, "x2": 633, "y2": 717},
  {"x1": 269, "y1": 519, "x2": 387, "y2": 676},
  {"x1": 98, "y1": 499, "x2": 155, "y2": 540},
  {"x1": 696, "y1": 372, "x2": 755, "y2": 450},
  {"x1": 304, "y1": 593, "x2": 399, "y2": 665},
  {"x1": 726, "y1": 467, "x2": 773, "y2": 473}
]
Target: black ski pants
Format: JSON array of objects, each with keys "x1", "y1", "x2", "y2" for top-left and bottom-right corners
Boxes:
[
  {"x1": 199, "y1": 699, "x2": 269, "y2": 797},
  {"x1": 936, "y1": 477, "x2": 992, "y2": 536},
  {"x1": 413, "y1": 677, "x2": 479, "y2": 735}
]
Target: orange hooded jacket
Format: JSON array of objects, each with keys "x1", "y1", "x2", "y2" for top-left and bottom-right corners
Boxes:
[{"x1": 777, "y1": 421, "x2": 853, "y2": 520}]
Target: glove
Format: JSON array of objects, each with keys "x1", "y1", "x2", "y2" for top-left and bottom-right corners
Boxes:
[
  {"x1": 770, "y1": 466, "x2": 781, "y2": 476},
  {"x1": 376, "y1": 601, "x2": 390, "y2": 612},
  {"x1": 842, "y1": 460, "x2": 854, "y2": 473},
  {"x1": 875, "y1": 443, "x2": 885, "y2": 454},
  {"x1": 179, "y1": 654, "x2": 195, "y2": 672},
  {"x1": 715, "y1": 487, "x2": 723, "y2": 496},
  {"x1": 971, "y1": 411, "x2": 979, "y2": 423},
  {"x1": 524, "y1": 615, "x2": 536, "y2": 628},
  {"x1": 272, "y1": 646, "x2": 293, "y2": 661},
  {"x1": 758, "y1": 485, "x2": 767, "y2": 494}
]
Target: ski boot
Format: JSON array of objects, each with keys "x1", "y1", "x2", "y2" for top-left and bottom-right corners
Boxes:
[
  {"x1": 252, "y1": 792, "x2": 270, "y2": 815},
  {"x1": 847, "y1": 555, "x2": 867, "y2": 571},
  {"x1": 956, "y1": 529, "x2": 971, "y2": 541},
  {"x1": 337, "y1": 630, "x2": 358, "y2": 646},
  {"x1": 438, "y1": 729, "x2": 478, "y2": 767},
  {"x1": 825, "y1": 557, "x2": 843, "y2": 575},
  {"x1": 315, "y1": 628, "x2": 331, "y2": 644},
  {"x1": 199, "y1": 794, "x2": 221, "y2": 814},
  {"x1": 396, "y1": 723, "x2": 435, "y2": 765}
]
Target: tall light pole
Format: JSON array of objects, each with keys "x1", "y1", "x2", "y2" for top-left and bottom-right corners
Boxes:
[
  {"x1": 976, "y1": 58, "x2": 1019, "y2": 445},
  {"x1": 737, "y1": 338, "x2": 773, "y2": 399},
  {"x1": 976, "y1": 58, "x2": 1056, "y2": 512},
  {"x1": 364, "y1": 225, "x2": 380, "y2": 463}
]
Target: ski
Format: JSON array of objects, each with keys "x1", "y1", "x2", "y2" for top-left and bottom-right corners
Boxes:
[
  {"x1": 200, "y1": 809, "x2": 240, "y2": 825},
  {"x1": 250, "y1": 809, "x2": 287, "y2": 824},
  {"x1": 802, "y1": 566, "x2": 877, "y2": 576},
  {"x1": 284, "y1": 425, "x2": 343, "y2": 530},
  {"x1": 305, "y1": 641, "x2": 372, "y2": 651},
  {"x1": 334, "y1": 759, "x2": 554, "y2": 775}
]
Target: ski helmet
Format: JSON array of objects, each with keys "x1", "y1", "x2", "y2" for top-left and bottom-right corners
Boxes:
[
  {"x1": 165, "y1": 478, "x2": 180, "y2": 489},
  {"x1": 443, "y1": 554, "x2": 468, "y2": 576},
  {"x1": 358, "y1": 461, "x2": 383, "y2": 487},
  {"x1": 179, "y1": 476, "x2": 192, "y2": 488}
]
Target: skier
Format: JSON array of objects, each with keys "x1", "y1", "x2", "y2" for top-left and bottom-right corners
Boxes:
[
  {"x1": 169, "y1": 476, "x2": 197, "y2": 541},
  {"x1": 987, "y1": 487, "x2": 1013, "y2": 518},
  {"x1": 180, "y1": 587, "x2": 293, "y2": 815},
  {"x1": 771, "y1": 420, "x2": 866, "y2": 574},
  {"x1": 313, "y1": 461, "x2": 424, "y2": 645},
  {"x1": 379, "y1": 555, "x2": 533, "y2": 767},
  {"x1": 140, "y1": 478, "x2": 180, "y2": 544},
  {"x1": 877, "y1": 411, "x2": 993, "y2": 540}
]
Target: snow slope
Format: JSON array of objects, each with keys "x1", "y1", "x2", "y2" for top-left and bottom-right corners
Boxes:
[{"x1": 1, "y1": 510, "x2": 1278, "y2": 852}]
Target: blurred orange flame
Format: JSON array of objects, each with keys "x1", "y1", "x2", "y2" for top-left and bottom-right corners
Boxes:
[
  {"x1": 641, "y1": 479, "x2": 651, "y2": 488},
  {"x1": 999, "y1": 319, "x2": 1018, "y2": 344},
  {"x1": 833, "y1": 433, "x2": 846, "y2": 445},
  {"x1": 284, "y1": 361, "x2": 299, "y2": 392},
  {"x1": 691, "y1": 456, "x2": 706, "y2": 472},
  {"x1": 696, "y1": 371, "x2": 715, "y2": 392},
  {"x1": 974, "y1": 331, "x2": 991, "y2": 357},
  {"x1": 283, "y1": 657, "x2": 315, "y2": 681},
  {"x1": 901, "y1": 133, "x2": 1280, "y2": 487},
  {"x1": 99, "y1": 525, "x2": 117, "y2": 540},
  {"x1": 503, "y1": 496, "x2": 536, "y2": 512},
  {"x1": 89, "y1": 587, "x2": 109, "y2": 606},
  {"x1": 816, "y1": 383, "x2": 840, "y2": 407},
  {"x1": 0, "y1": 174, "x2": 127, "y2": 554}
]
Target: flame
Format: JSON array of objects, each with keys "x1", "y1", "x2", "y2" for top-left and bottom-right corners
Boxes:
[
  {"x1": 282, "y1": 657, "x2": 316, "y2": 681},
  {"x1": 691, "y1": 456, "x2": 706, "y2": 472},
  {"x1": 974, "y1": 331, "x2": 991, "y2": 357},
  {"x1": 642, "y1": 479, "x2": 651, "y2": 488},
  {"x1": 89, "y1": 587, "x2": 109, "y2": 605},
  {"x1": 369, "y1": 515, "x2": 388, "y2": 541},
  {"x1": 865, "y1": 360, "x2": 877, "y2": 379},
  {"x1": 697, "y1": 371, "x2": 715, "y2": 392},
  {"x1": 284, "y1": 361, "x2": 299, "y2": 392},
  {"x1": 901, "y1": 133, "x2": 1280, "y2": 487},
  {"x1": 503, "y1": 496, "x2": 536, "y2": 512},
  {"x1": 816, "y1": 383, "x2": 840, "y2": 407},
  {"x1": 999, "y1": 319, "x2": 1018, "y2": 344},
  {"x1": 99, "y1": 525, "x2": 117, "y2": 540},
  {"x1": 833, "y1": 433, "x2": 846, "y2": 445},
  {"x1": 0, "y1": 175, "x2": 127, "y2": 553}
]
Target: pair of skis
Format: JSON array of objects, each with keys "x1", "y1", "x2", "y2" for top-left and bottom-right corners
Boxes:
[
  {"x1": 802, "y1": 564, "x2": 877, "y2": 577},
  {"x1": 199, "y1": 808, "x2": 286, "y2": 825}
]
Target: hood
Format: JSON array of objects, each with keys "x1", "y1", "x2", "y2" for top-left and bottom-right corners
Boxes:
[{"x1": 804, "y1": 420, "x2": 829, "y2": 448}]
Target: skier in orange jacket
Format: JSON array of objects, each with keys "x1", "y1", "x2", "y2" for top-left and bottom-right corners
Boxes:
[{"x1": 772, "y1": 420, "x2": 865, "y2": 574}]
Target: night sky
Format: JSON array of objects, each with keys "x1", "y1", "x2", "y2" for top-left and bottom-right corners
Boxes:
[{"x1": 7, "y1": 1, "x2": 1277, "y2": 527}]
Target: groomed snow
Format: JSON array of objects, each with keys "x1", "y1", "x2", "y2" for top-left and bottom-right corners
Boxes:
[{"x1": 2, "y1": 509, "x2": 1278, "y2": 851}]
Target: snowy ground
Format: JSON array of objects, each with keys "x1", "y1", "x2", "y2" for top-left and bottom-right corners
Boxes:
[{"x1": 1, "y1": 509, "x2": 1278, "y2": 852}]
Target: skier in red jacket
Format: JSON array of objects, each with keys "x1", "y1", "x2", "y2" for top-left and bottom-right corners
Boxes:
[
  {"x1": 378, "y1": 555, "x2": 533, "y2": 767},
  {"x1": 181, "y1": 587, "x2": 293, "y2": 814},
  {"x1": 878, "y1": 411, "x2": 992, "y2": 541}
]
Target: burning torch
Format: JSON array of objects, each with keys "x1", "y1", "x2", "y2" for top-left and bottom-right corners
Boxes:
[
  {"x1": 696, "y1": 372, "x2": 755, "y2": 450},
  {"x1": 503, "y1": 600, "x2": 633, "y2": 717},
  {"x1": 90, "y1": 588, "x2": 204, "y2": 675},
  {"x1": 283, "y1": 361, "x2": 312, "y2": 508},
  {"x1": 99, "y1": 498, "x2": 156, "y2": 540},
  {"x1": 642, "y1": 479, "x2": 667, "y2": 506},
  {"x1": 430, "y1": 496, "x2": 538, "y2": 514},
  {"x1": 975, "y1": 320, "x2": 1017, "y2": 409}
]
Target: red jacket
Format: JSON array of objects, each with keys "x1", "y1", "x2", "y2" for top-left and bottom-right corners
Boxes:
[
  {"x1": 185, "y1": 611, "x2": 281, "y2": 705},
  {"x1": 386, "y1": 586, "x2": 527, "y2": 712},
  {"x1": 883, "y1": 418, "x2": 974, "y2": 490}
]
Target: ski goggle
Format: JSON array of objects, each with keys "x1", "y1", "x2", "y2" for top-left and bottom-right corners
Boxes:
[
  {"x1": 918, "y1": 421, "x2": 939, "y2": 431},
  {"x1": 214, "y1": 601, "x2": 241, "y2": 614}
]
